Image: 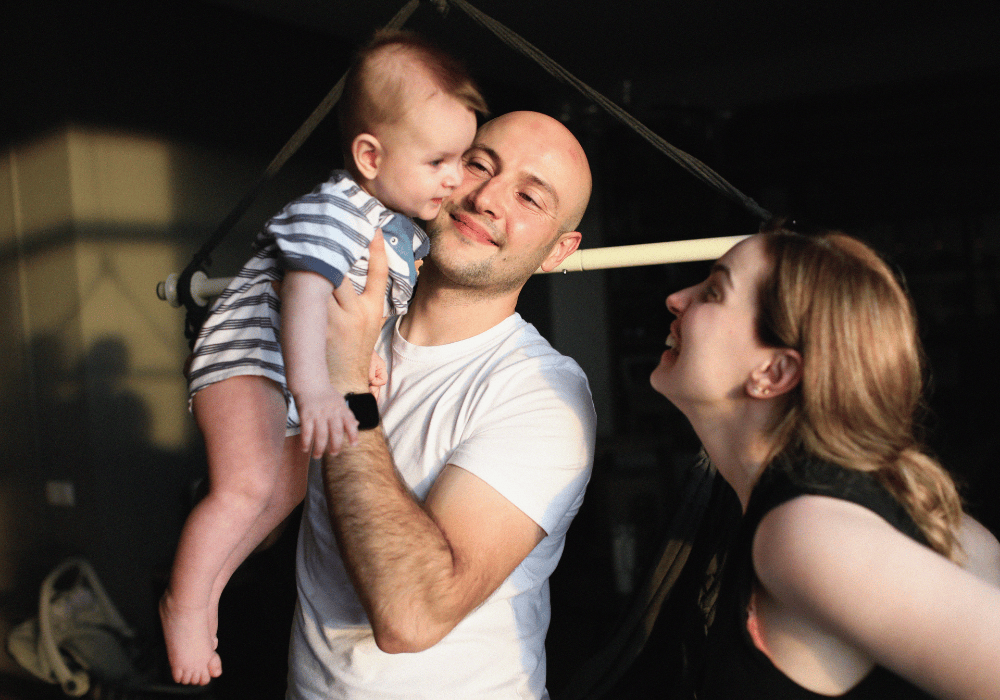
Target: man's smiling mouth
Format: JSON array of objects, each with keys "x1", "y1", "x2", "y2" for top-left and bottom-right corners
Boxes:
[{"x1": 451, "y1": 212, "x2": 499, "y2": 246}]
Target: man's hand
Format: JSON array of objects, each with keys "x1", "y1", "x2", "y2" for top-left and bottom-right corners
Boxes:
[
  {"x1": 368, "y1": 352, "x2": 388, "y2": 400},
  {"x1": 295, "y1": 386, "x2": 359, "y2": 458},
  {"x1": 326, "y1": 231, "x2": 390, "y2": 393}
]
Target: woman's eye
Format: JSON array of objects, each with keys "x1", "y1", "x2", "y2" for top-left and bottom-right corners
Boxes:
[{"x1": 429, "y1": 159, "x2": 443, "y2": 167}]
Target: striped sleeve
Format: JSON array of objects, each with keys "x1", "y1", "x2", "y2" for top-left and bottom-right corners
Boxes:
[{"x1": 268, "y1": 186, "x2": 376, "y2": 289}]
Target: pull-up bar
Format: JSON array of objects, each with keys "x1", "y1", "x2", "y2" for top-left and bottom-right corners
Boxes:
[
  {"x1": 155, "y1": 235, "x2": 746, "y2": 307},
  {"x1": 543, "y1": 235, "x2": 748, "y2": 274}
]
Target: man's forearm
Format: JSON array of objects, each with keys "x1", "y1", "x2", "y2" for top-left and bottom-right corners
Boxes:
[{"x1": 321, "y1": 430, "x2": 465, "y2": 653}]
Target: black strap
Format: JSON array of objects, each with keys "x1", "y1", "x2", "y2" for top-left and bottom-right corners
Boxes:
[
  {"x1": 443, "y1": 0, "x2": 771, "y2": 221},
  {"x1": 557, "y1": 456, "x2": 730, "y2": 700}
]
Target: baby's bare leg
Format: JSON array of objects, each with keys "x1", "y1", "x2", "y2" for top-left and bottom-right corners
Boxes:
[
  {"x1": 161, "y1": 376, "x2": 289, "y2": 685},
  {"x1": 207, "y1": 435, "x2": 309, "y2": 637}
]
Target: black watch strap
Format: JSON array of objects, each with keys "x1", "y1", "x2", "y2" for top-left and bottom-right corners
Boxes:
[{"x1": 345, "y1": 392, "x2": 380, "y2": 430}]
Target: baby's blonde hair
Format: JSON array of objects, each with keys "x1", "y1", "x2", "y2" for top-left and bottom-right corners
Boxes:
[{"x1": 338, "y1": 29, "x2": 487, "y2": 165}]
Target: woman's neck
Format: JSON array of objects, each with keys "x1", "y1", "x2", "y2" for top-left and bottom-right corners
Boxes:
[{"x1": 687, "y1": 403, "x2": 777, "y2": 512}]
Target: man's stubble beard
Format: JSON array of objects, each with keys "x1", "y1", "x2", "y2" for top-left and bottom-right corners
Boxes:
[{"x1": 425, "y1": 215, "x2": 538, "y2": 299}]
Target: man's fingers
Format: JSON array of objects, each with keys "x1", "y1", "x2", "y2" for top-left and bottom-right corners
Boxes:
[
  {"x1": 365, "y1": 229, "x2": 389, "y2": 300},
  {"x1": 330, "y1": 274, "x2": 357, "y2": 309},
  {"x1": 325, "y1": 231, "x2": 388, "y2": 392},
  {"x1": 330, "y1": 230, "x2": 387, "y2": 308}
]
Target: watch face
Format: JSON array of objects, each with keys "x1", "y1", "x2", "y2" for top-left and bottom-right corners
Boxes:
[{"x1": 346, "y1": 392, "x2": 380, "y2": 430}]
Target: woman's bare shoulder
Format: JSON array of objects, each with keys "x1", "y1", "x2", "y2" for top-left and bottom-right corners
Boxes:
[{"x1": 957, "y1": 514, "x2": 1000, "y2": 586}]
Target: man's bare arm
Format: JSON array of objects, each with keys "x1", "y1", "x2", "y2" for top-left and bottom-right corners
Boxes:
[
  {"x1": 323, "y1": 439, "x2": 543, "y2": 652},
  {"x1": 320, "y1": 234, "x2": 543, "y2": 653}
]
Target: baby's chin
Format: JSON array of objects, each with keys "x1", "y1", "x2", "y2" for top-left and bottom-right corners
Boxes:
[{"x1": 406, "y1": 201, "x2": 443, "y2": 223}]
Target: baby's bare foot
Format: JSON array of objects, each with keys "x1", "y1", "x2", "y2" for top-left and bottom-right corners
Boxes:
[{"x1": 159, "y1": 593, "x2": 223, "y2": 685}]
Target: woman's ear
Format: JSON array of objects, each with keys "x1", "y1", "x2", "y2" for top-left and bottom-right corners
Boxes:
[
  {"x1": 746, "y1": 348, "x2": 802, "y2": 399},
  {"x1": 352, "y1": 133, "x2": 382, "y2": 180}
]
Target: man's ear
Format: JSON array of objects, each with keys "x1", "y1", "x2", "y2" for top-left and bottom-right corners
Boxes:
[
  {"x1": 746, "y1": 348, "x2": 802, "y2": 399},
  {"x1": 352, "y1": 133, "x2": 382, "y2": 180},
  {"x1": 538, "y1": 231, "x2": 583, "y2": 273}
]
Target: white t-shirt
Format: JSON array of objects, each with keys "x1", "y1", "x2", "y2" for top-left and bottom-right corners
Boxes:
[{"x1": 289, "y1": 313, "x2": 596, "y2": 700}]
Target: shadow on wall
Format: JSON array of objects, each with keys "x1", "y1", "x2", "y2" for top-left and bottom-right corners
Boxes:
[
  {"x1": 1, "y1": 334, "x2": 301, "y2": 697},
  {"x1": 1, "y1": 334, "x2": 202, "y2": 645}
]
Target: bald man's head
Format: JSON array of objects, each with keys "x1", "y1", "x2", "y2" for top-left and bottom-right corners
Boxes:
[
  {"x1": 476, "y1": 111, "x2": 591, "y2": 235},
  {"x1": 424, "y1": 110, "x2": 592, "y2": 296}
]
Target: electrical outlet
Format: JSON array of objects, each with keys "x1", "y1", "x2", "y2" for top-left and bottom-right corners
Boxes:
[{"x1": 45, "y1": 480, "x2": 75, "y2": 507}]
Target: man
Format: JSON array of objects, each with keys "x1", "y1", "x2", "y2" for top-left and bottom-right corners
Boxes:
[{"x1": 289, "y1": 111, "x2": 596, "y2": 699}]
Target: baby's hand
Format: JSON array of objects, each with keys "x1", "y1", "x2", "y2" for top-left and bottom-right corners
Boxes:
[
  {"x1": 368, "y1": 353, "x2": 387, "y2": 401},
  {"x1": 295, "y1": 387, "x2": 359, "y2": 458}
]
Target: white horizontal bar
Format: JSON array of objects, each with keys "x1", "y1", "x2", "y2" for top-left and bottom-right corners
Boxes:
[
  {"x1": 156, "y1": 271, "x2": 233, "y2": 307},
  {"x1": 540, "y1": 235, "x2": 748, "y2": 273},
  {"x1": 157, "y1": 235, "x2": 747, "y2": 305}
]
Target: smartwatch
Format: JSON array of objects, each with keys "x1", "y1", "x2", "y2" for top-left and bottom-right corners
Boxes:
[{"x1": 345, "y1": 392, "x2": 380, "y2": 430}]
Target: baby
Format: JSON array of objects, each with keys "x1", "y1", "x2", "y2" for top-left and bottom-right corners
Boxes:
[{"x1": 161, "y1": 30, "x2": 486, "y2": 685}]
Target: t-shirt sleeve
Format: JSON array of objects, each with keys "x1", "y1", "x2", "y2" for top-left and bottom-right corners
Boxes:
[
  {"x1": 448, "y1": 357, "x2": 596, "y2": 536},
  {"x1": 267, "y1": 189, "x2": 375, "y2": 289}
]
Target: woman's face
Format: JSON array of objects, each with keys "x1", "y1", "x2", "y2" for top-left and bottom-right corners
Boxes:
[{"x1": 649, "y1": 235, "x2": 775, "y2": 411}]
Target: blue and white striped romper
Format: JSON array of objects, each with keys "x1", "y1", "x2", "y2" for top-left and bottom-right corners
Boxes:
[{"x1": 186, "y1": 170, "x2": 429, "y2": 434}]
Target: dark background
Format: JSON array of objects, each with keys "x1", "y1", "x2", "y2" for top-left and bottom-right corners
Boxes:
[{"x1": 2, "y1": 0, "x2": 999, "y2": 697}]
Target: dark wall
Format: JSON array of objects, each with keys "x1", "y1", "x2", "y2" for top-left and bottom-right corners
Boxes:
[{"x1": 3, "y1": 0, "x2": 998, "y2": 696}]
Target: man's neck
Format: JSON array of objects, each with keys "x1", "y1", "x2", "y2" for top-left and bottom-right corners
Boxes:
[{"x1": 397, "y1": 268, "x2": 521, "y2": 347}]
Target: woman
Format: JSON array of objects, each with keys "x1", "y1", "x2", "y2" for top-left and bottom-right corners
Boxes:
[{"x1": 650, "y1": 221, "x2": 1000, "y2": 698}]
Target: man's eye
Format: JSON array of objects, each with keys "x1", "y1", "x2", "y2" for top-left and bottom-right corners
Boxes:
[
  {"x1": 518, "y1": 192, "x2": 538, "y2": 206},
  {"x1": 465, "y1": 159, "x2": 488, "y2": 173}
]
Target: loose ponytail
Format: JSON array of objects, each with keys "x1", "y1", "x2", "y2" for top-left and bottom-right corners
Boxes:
[{"x1": 756, "y1": 225, "x2": 963, "y2": 560}]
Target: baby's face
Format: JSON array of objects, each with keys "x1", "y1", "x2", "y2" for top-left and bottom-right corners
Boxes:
[{"x1": 370, "y1": 91, "x2": 477, "y2": 221}]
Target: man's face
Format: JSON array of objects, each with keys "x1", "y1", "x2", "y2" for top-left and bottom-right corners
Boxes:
[{"x1": 425, "y1": 112, "x2": 589, "y2": 296}]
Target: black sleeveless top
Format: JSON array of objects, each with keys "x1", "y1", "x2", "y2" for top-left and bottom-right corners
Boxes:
[{"x1": 697, "y1": 458, "x2": 935, "y2": 699}]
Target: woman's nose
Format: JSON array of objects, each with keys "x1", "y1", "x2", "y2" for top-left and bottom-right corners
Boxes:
[{"x1": 666, "y1": 288, "x2": 687, "y2": 316}]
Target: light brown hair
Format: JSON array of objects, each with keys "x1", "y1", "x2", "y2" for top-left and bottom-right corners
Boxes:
[
  {"x1": 338, "y1": 29, "x2": 487, "y2": 160},
  {"x1": 756, "y1": 222, "x2": 963, "y2": 560}
]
